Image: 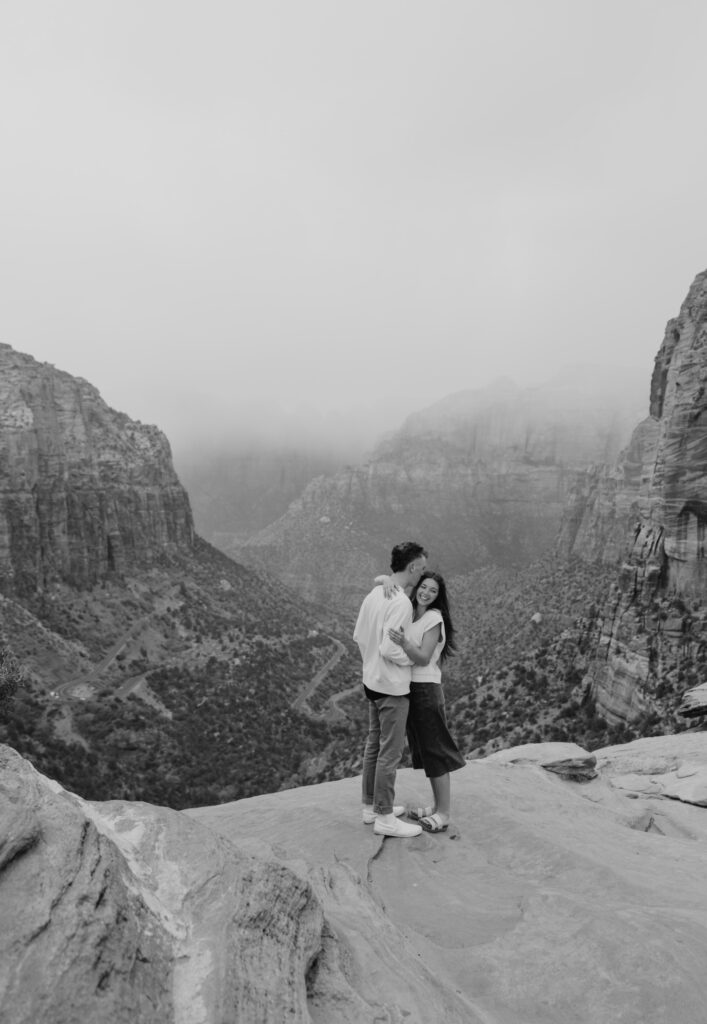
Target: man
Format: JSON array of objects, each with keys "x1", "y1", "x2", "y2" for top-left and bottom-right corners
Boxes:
[{"x1": 353, "y1": 541, "x2": 427, "y2": 838}]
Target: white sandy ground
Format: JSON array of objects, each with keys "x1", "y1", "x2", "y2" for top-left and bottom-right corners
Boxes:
[{"x1": 187, "y1": 734, "x2": 707, "y2": 1024}]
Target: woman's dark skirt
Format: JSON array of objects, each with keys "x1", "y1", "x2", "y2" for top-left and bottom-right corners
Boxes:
[{"x1": 406, "y1": 681, "x2": 466, "y2": 778}]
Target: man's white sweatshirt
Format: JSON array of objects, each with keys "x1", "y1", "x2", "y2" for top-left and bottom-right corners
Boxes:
[{"x1": 353, "y1": 587, "x2": 413, "y2": 696}]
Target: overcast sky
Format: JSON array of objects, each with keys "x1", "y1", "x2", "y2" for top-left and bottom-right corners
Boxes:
[{"x1": 2, "y1": 1, "x2": 707, "y2": 456}]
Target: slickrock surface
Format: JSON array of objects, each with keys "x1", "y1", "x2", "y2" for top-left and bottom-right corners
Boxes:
[
  {"x1": 191, "y1": 734, "x2": 707, "y2": 1024},
  {"x1": 1, "y1": 745, "x2": 175, "y2": 1023},
  {"x1": 5, "y1": 734, "x2": 707, "y2": 1023},
  {"x1": 0, "y1": 744, "x2": 351, "y2": 1024},
  {"x1": 0, "y1": 743, "x2": 474, "y2": 1024},
  {"x1": 0, "y1": 345, "x2": 193, "y2": 595},
  {"x1": 485, "y1": 739, "x2": 599, "y2": 780}
]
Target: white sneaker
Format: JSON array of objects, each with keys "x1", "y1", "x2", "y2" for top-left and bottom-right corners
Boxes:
[
  {"x1": 362, "y1": 805, "x2": 405, "y2": 824},
  {"x1": 373, "y1": 817, "x2": 422, "y2": 838}
]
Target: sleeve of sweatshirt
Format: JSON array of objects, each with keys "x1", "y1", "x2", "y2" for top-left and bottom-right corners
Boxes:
[
  {"x1": 378, "y1": 598, "x2": 413, "y2": 665},
  {"x1": 352, "y1": 605, "x2": 364, "y2": 653}
]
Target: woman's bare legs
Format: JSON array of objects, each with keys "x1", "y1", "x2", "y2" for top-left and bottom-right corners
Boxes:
[{"x1": 429, "y1": 773, "x2": 451, "y2": 824}]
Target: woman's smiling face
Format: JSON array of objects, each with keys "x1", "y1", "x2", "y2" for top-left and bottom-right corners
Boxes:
[{"x1": 415, "y1": 577, "x2": 439, "y2": 607}]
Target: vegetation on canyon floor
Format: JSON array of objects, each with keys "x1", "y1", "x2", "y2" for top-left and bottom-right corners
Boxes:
[
  {"x1": 0, "y1": 540, "x2": 354, "y2": 807},
  {"x1": 0, "y1": 644, "x2": 24, "y2": 709},
  {"x1": 0, "y1": 550, "x2": 703, "y2": 807}
]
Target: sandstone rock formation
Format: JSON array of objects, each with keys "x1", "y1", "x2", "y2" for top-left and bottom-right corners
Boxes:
[
  {"x1": 190, "y1": 730, "x2": 707, "y2": 1024},
  {"x1": 560, "y1": 271, "x2": 707, "y2": 585},
  {"x1": 0, "y1": 346, "x2": 362, "y2": 808},
  {"x1": 559, "y1": 271, "x2": 707, "y2": 726},
  {"x1": 1, "y1": 744, "x2": 350, "y2": 1023},
  {"x1": 0, "y1": 345, "x2": 194, "y2": 595},
  {"x1": 233, "y1": 368, "x2": 645, "y2": 611},
  {"x1": 6, "y1": 734, "x2": 707, "y2": 1023},
  {"x1": 678, "y1": 680, "x2": 707, "y2": 718},
  {"x1": 487, "y1": 739, "x2": 599, "y2": 780},
  {"x1": 0, "y1": 742, "x2": 473, "y2": 1024}
]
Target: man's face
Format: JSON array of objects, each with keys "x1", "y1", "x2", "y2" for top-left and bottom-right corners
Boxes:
[{"x1": 408, "y1": 556, "x2": 427, "y2": 585}]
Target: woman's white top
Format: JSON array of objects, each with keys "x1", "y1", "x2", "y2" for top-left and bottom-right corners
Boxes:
[{"x1": 408, "y1": 609, "x2": 445, "y2": 683}]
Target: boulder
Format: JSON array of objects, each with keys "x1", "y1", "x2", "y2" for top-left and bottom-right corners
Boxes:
[
  {"x1": 485, "y1": 740, "x2": 598, "y2": 779},
  {"x1": 678, "y1": 681, "x2": 707, "y2": 718},
  {"x1": 598, "y1": 733, "x2": 707, "y2": 808}
]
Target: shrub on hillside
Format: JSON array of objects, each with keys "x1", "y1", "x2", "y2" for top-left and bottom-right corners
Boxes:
[{"x1": 0, "y1": 644, "x2": 25, "y2": 709}]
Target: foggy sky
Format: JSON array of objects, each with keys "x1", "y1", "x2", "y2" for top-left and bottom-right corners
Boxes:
[{"x1": 2, "y1": 1, "x2": 707, "y2": 457}]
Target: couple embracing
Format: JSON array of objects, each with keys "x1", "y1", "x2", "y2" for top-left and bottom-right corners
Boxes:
[{"x1": 353, "y1": 540, "x2": 465, "y2": 838}]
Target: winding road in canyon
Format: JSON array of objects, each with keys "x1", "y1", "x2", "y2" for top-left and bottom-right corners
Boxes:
[{"x1": 291, "y1": 637, "x2": 359, "y2": 723}]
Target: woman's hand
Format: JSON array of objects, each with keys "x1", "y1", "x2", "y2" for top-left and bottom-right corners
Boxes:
[{"x1": 387, "y1": 627, "x2": 405, "y2": 647}]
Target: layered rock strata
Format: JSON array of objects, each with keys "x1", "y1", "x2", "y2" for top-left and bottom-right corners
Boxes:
[
  {"x1": 0, "y1": 744, "x2": 331, "y2": 1024},
  {"x1": 236, "y1": 369, "x2": 645, "y2": 611},
  {"x1": 0, "y1": 744, "x2": 474, "y2": 1024},
  {"x1": 8, "y1": 737, "x2": 707, "y2": 1023},
  {"x1": 560, "y1": 270, "x2": 707, "y2": 724},
  {"x1": 0, "y1": 345, "x2": 193, "y2": 595}
]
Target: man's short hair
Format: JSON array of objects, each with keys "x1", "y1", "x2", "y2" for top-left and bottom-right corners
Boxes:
[{"x1": 390, "y1": 541, "x2": 427, "y2": 573}]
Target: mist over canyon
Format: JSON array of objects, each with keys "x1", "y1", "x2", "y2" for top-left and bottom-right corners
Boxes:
[{"x1": 218, "y1": 363, "x2": 646, "y2": 611}]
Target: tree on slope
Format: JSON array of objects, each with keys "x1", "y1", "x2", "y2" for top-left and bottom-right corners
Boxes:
[{"x1": 0, "y1": 643, "x2": 24, "y2": 709}]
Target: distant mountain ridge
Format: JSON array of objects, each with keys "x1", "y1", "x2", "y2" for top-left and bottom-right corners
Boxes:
[
  {"x1": 230, "y1": 366, "x2": 646, "y2": 610},
  {"x1": 444, "y1": 269, "x2": 707, "y2": 747},
  {"x1": 398, "y1": 364, "x2": 646, "y2": 463}
]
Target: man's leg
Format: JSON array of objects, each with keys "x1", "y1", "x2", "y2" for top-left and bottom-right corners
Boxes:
[
  {"x1": 361, "y1": 700, "x2": 380, "y2": 806},
  {"x1": 372, "y1": 695, "x2": 409, "y2": 815}
]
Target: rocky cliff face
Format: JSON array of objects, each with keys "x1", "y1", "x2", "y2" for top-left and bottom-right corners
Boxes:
[
  {"x1": 0, "y1": 745, "x2": 333, "y2": 1024},
  {"x1": 6, "y1": 736, "x2": 707, "y2": 1023},
  {"x1": 0, "y1": 347, "x2": 360, "y2": 809},
  {"x1": 560, "y1": 270, "x2": 707, "y2": 725},
  {"x1": 234, "y1": 368, "x2": 645, "y2": 611},
  {"x1": 0, "y1": 345, "x2": 194, "y2": 595}
]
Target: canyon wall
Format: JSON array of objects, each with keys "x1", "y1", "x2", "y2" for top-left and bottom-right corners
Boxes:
[
  {"x1": 234, "y1": 368, "x2": 645, "y2": 611},
  {"x1": 560, "y1": 270, "x2": 707, "y2": 725},
  {"x1": 0, "y1": 345, "x2": 194, "y2": 595}
]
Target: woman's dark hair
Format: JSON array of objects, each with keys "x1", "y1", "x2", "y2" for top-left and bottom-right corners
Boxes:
[{"x1": 411, "y1": 571, "x2": 456, "y2": 662}]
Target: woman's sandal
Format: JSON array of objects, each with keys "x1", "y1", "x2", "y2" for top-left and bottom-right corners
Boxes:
[
  {"x1": 408, "y1": 806, "x2": 434, "y2": 822},
  {"x1": 420, "y1": 813, "x2": 448, "y2": 833}
]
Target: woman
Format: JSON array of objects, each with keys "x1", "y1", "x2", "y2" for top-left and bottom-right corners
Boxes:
[{"x1": 385, "y1": 571, "x2": 466, "y2": 833}]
